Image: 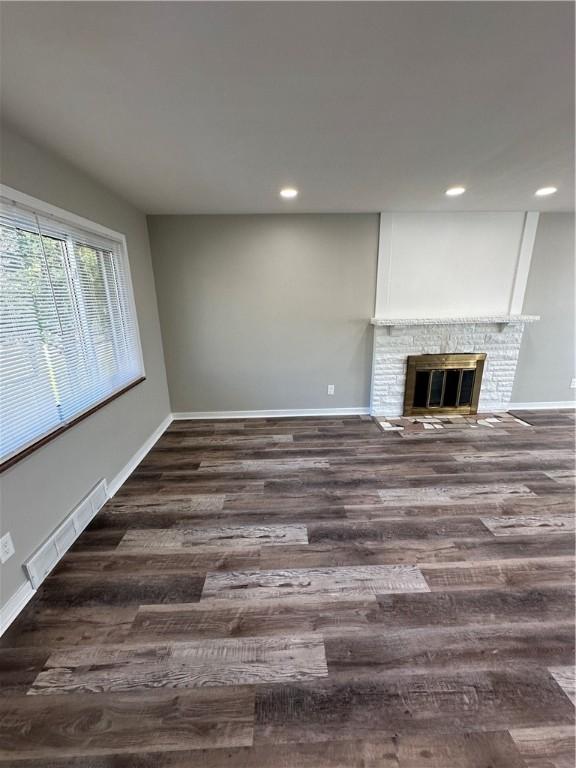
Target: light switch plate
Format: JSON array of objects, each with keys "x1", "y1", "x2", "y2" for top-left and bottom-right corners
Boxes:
[
  {"x1": 570, "y1": 378, "x2": 576, "y2": 389},
  {"x1": 0, "y1": 532, "x2": 15, "y2": 564},
  {"x1": 327, "y1": 384, "x2": 335, "y2": 395}
]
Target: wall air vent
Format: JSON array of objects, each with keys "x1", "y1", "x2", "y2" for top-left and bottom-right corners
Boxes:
[{"x1": 24, "y1": 479, "x2": 108, "y2": 589}]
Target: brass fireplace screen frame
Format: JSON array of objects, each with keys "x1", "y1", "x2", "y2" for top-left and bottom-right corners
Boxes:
[{"x1": 403, "y1": 353, "x2": 486, "y2": 416}]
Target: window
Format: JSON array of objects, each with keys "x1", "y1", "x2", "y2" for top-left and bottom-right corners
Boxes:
[{"x1": 0, "y1": 190, "x2": 144, "y2": 467}]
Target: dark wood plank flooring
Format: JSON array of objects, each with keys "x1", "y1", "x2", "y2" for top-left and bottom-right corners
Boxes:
[{"x1": 1, "y1": 410, "x2": 574, "y2": 766}]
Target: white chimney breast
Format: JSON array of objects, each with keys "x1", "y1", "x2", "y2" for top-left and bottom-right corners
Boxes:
[
  {"x1": 370, "y1": 212, "x2": 540, "y2": 416},
  {"x1": 370, "y1": 320, "x2": 535, "y2": 417}
]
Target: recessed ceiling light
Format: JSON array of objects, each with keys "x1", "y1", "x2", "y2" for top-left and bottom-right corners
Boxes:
[
  {"x1": 445, "y1": 186, "x2": 466, "y2": 197},
  {"x1": 535, "y1": 186, "x2": 558, "y2": 197},
  {"x1": 280, "y1": 187, "x2": 298, "y2": 200}
]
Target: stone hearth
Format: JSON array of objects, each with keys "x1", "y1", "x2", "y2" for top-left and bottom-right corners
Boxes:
[{"x1": 377, "y1": 412, "x2": 533, "y2": 435}]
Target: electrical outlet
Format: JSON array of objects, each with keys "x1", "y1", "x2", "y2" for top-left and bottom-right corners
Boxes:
[
  {"x1": 0, "y1": 532, "x2": 15, "y2": 564},
  {"x1": 571, "y1": 378, "x2": 576, "y2": 389},
  {"x1": 327, "y1": 384, "x2": 335, "y2": 395}
]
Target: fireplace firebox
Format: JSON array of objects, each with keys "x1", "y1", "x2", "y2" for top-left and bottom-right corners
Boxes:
[{"x1": 403, "y1": 353, "x2": 486, "y2": 416}]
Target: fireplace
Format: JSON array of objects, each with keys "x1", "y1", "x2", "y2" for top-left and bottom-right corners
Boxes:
[
  {"x1": 370, "y1": 316, "x2": 539, "y2": 417},
  {"x1": 403, "y1": 353, "x2": 486, "y2": 416}
]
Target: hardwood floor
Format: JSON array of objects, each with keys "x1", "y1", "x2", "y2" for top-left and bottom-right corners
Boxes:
[{"x1": 1, "y1": 410, "x2": 574, "y2": 766}]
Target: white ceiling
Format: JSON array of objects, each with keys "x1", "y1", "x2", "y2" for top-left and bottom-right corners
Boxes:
[{"x1": 1, "y1": 2, "x2": 573, "y2": 213}]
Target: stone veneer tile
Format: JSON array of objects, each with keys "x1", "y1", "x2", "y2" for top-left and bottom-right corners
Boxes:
[{"x1": 372, "y1": 322, "x2": 528, "y2": 417}]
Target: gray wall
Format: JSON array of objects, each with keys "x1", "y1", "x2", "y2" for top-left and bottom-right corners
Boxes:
[
  {"x1": 148, "y1": 215, "x2": 378, "y2": 413},
  {"x1": 0, "y1": 124, "x2": 171, "y2": 607},
  {"x1": 513, "y1": 212, "x2": 575, "y2": 404}
]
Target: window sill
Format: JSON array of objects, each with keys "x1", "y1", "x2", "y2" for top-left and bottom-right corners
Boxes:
[{"x1": 0, "y1": 376, "x2": 146, "y2": 473}]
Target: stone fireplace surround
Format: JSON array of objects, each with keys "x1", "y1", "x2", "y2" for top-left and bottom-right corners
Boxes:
[{"x1": 370, "y1": 315, "x2": 540, "y2": 417}]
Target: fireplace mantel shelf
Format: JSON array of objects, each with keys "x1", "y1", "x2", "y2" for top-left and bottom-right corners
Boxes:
[{"x1": 370, "y1": 314, "x2": 540, "y2": 328}]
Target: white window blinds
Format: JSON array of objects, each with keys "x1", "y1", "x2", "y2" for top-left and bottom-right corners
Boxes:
[{"x1": 0, "y1": 195, "x2": 144, "y2": 465}]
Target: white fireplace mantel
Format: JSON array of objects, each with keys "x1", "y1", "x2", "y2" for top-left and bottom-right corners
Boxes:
[{"x1": 371, "y1": 314, "x2": 540, "y2": 332}]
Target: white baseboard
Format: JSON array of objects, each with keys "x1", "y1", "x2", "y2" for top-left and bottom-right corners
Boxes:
[
  {"x1": 0, "y1": 580, "x2": 35, "y2": 635},
  {"x1": 107, "y1": 414, "x2": 173, "y2": 497},
  {"x1": 1, "y1": 413, "x2": 173, "y2": 636},
  {"x1": 2, "y1": 395, "x2": 571, "y2": 637},
  {"x1": 507, "y1": 401, "x2": 576, "y2": 411},
  {"x1": 1, "y1": 479, "x2": 108, "y2": 637},
  {"x1": 172, "y1": 407, "x2": 371, "y2": 420}
]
